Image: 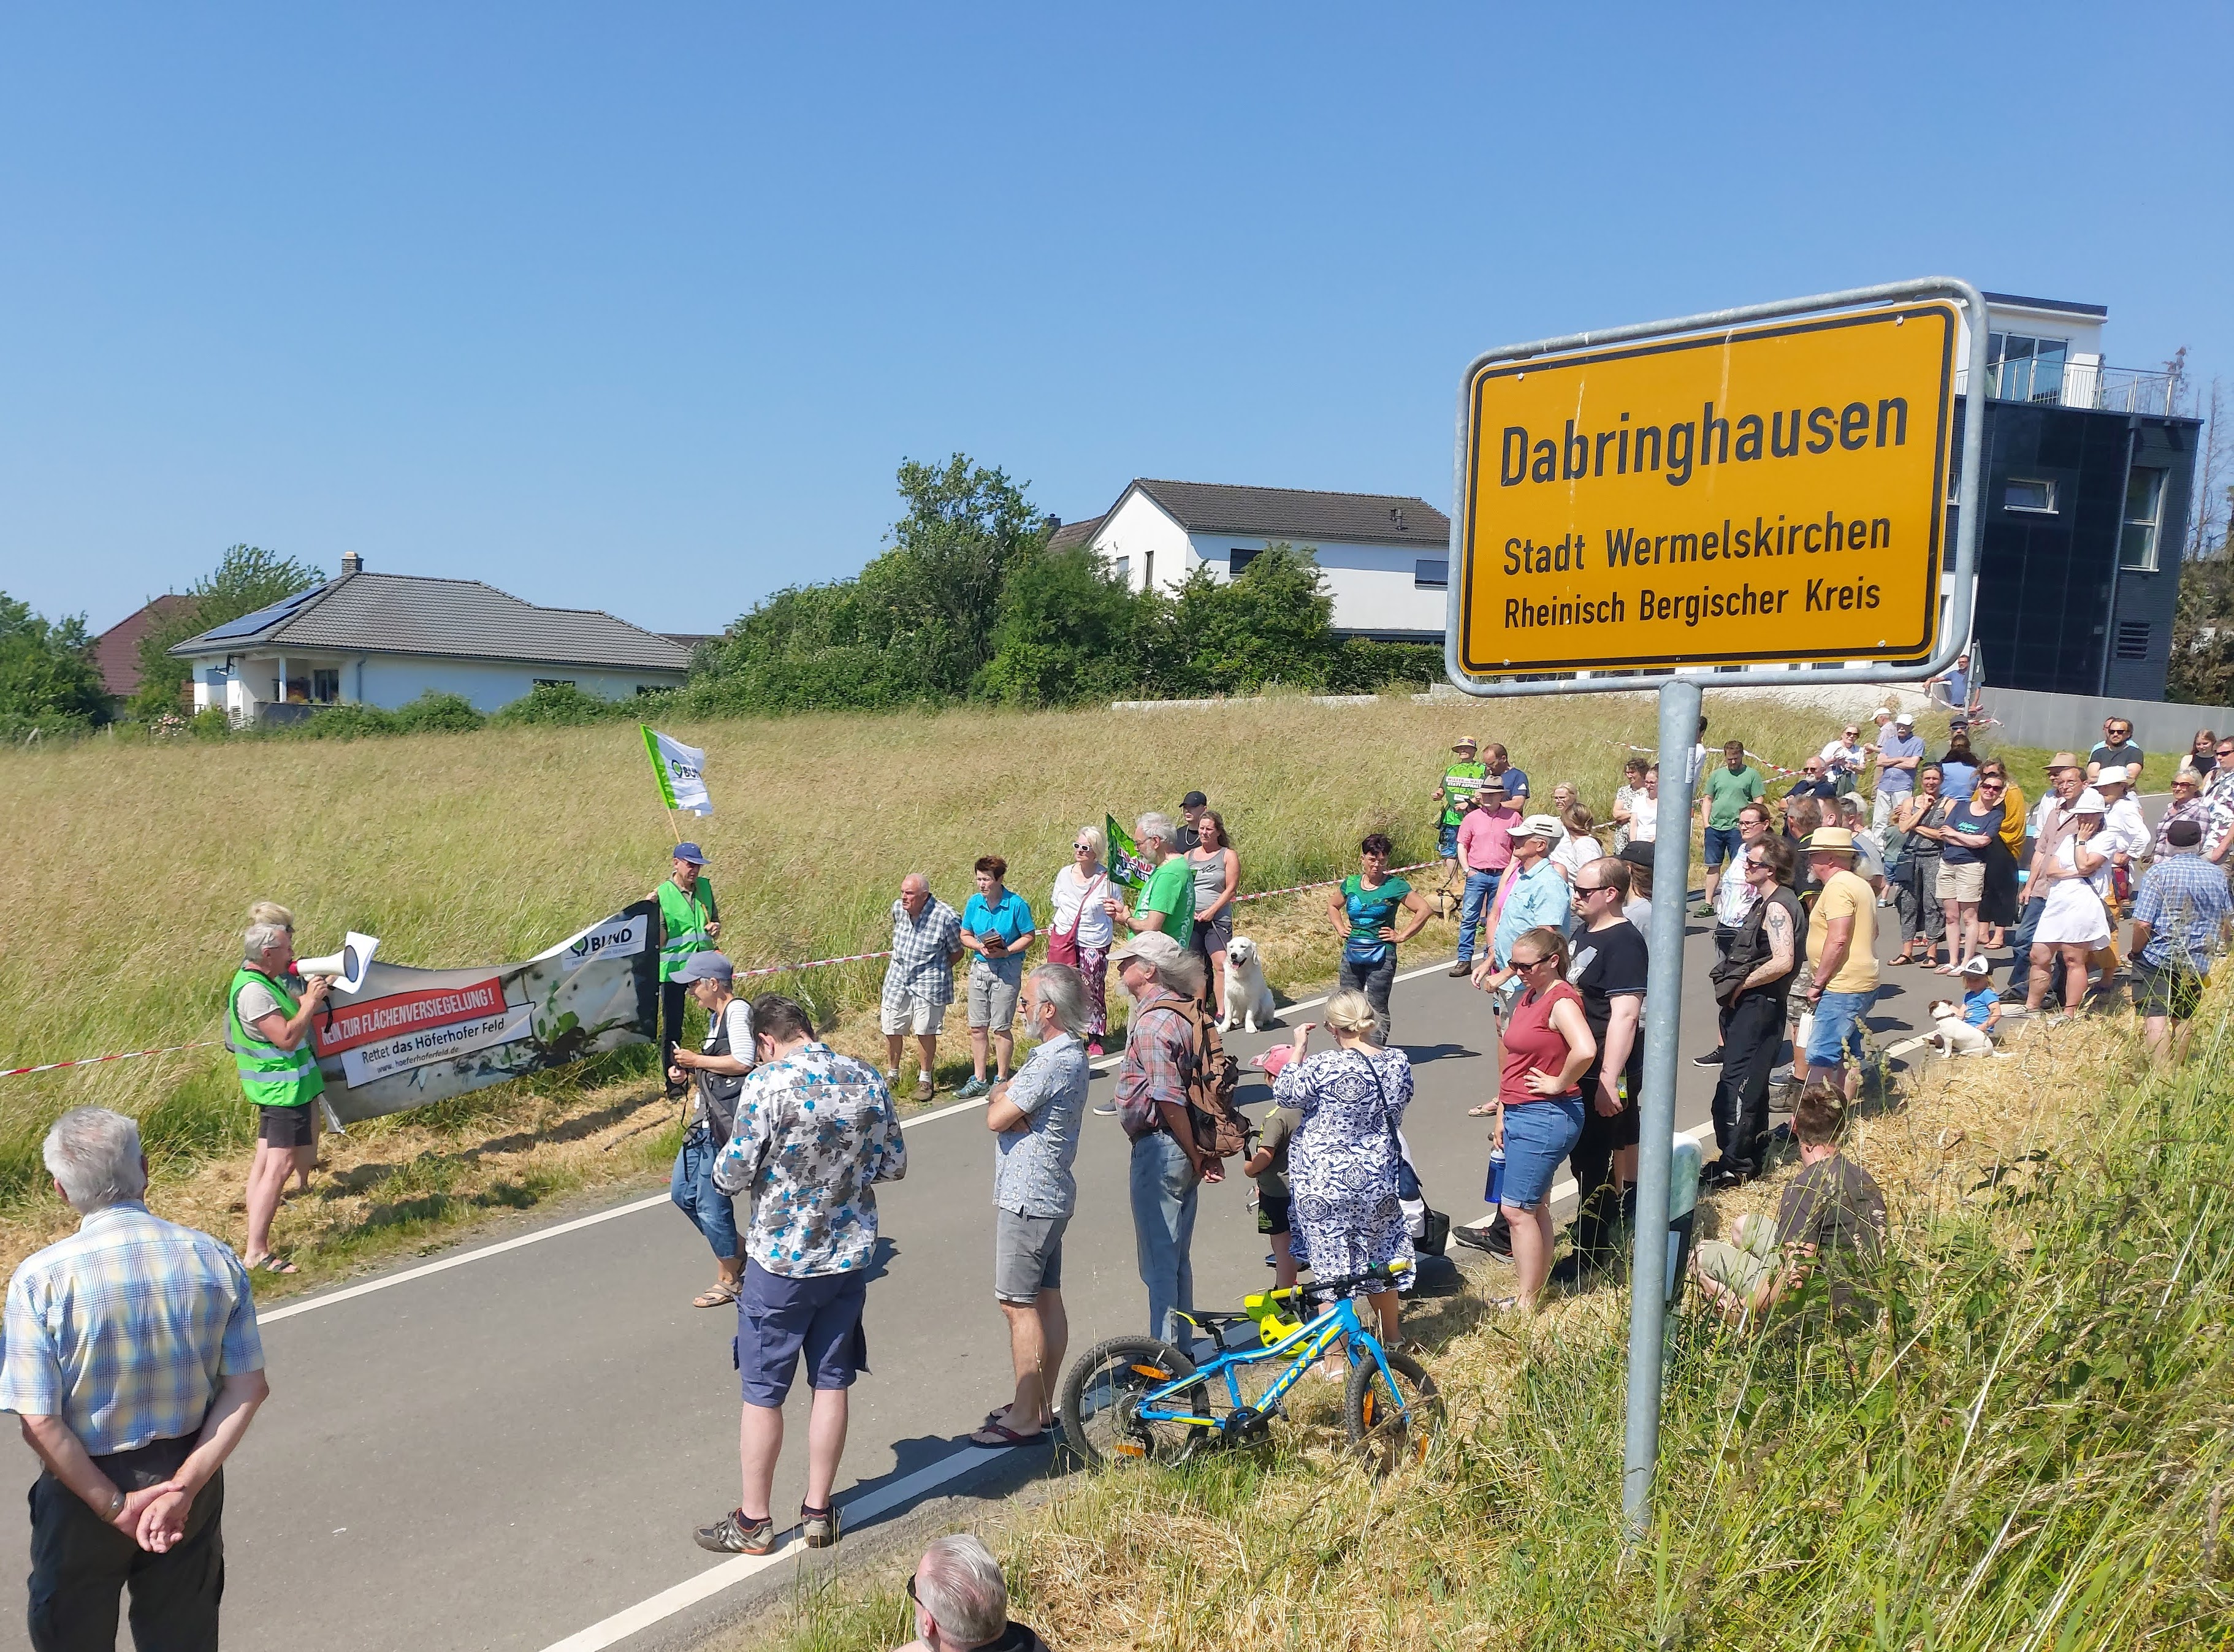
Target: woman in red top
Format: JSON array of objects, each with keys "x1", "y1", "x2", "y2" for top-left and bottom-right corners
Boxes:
[{"x1": 1492, "y1": 926, "x2": 1596, "y2": 1308}]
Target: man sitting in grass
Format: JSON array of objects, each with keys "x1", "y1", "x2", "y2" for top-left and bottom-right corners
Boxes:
[{"x1": 1689, "y1": 1078, "x2": 1887, "y2": 1324}]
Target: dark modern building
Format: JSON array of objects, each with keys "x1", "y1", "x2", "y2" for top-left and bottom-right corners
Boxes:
[{"x1": 1952, "y1": 293, "x2": 2204, "y2": 701}]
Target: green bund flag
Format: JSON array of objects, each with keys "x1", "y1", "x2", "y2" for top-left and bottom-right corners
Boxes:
[{"x1": 1105, "y1": 813, "x2": 1154, "y2": 891}]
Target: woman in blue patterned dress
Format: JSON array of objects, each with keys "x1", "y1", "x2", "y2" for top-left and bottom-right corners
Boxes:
[{"x1": 1273, "y1": 988, "x2": 1415, "y2": 1346}]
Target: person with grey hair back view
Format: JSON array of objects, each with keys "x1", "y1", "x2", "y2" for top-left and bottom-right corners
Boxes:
[
  {"x1": 1, "y1": 1108, "x2": 270, "y2": 1652},
  {"x1": 898, "y1": 1532, "x2": 1048, "y2": 1650}
]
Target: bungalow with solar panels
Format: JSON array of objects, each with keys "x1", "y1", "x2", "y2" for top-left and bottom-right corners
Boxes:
[
  {"x1": 167, "y1": 554, "x2": 695, "y2": 725},
  {"x1": 1045, "y1": 479, "x2": 1452, "y2": 642}
]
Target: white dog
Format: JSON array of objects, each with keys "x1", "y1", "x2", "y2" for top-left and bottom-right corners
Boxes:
[
  {"x1": 1219, "y1": 935, "x2": 1278, "y2": 1032},
  {"x1": 1924, "y1": 1000, "x2": 1997, "y2": 1058}
]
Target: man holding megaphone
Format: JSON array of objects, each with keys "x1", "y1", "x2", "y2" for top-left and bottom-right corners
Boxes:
[{"x1": 227, "y1": 903, "x2": 335, "y2": 1274}]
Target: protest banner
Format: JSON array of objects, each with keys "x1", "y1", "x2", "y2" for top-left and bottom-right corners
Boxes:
[{"x1": 309, "y1": 901, "x2": 660, "y2": 1124}]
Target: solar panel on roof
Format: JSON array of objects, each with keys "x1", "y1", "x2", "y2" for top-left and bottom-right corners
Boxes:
[{"x1": 194, "y1": 584, "x2": 331, "y2": 643}]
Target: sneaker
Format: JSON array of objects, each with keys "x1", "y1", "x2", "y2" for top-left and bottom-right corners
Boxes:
[
  {"x1": 882, "y1": 1067, "x2": 899, "y2": 1084},
  {"x1": 956, "y1": 1076, "x2": 991, "y2": 1100},
  {"x1": 800, "y1": 1502, "x2": 841, "y2": 1549},
  {"x1": 1452, "y1": 1219, "x2": 1514, "y2": 1261},
  {"x1": 1997, "y1": 987, "x2": 2027, "y2": 1005},
  {"x1": 1091, "y1": 1100, "x2": 1118, "y2": 1115},
  {"x1": 694, "y1": 1509, "x2": 776, "y2": 1555},
  {"x1": 1449, "y1": 959, "x2": 1472, "y2": 976},
  {"x1": 1692, "y1": 1046, "x2": 1725, "y2": 1067}
]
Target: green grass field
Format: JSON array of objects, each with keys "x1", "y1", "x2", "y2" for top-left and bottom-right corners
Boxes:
[{"x1": 0, "y1": 689, "x2": 1972, "y2": 1266}]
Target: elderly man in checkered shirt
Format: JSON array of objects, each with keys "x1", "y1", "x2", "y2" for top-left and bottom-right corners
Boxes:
[
  {"x1": 1, "y1": 1108, "x2": 269, "y2": 1652},
  {"x1": 880, "y1": 873, "x2": 964, "y2": 1098}
]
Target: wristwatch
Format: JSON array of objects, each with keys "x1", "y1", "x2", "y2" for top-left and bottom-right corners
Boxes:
[{"x1": 102, "y1": 1486, "x2": 125, "y2": 1520}]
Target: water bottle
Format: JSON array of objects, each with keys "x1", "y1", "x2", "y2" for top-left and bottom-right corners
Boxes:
[{"x1": 1484, "y1": 1146, "x2": 1506, "y2": 1206}]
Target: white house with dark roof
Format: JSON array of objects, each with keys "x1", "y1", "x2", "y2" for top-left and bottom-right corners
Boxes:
[
  {"x1": 1048, "y1": 479, "x2": 1451, "y2": 642},
  {"x1": 167, "y1": 553, "x2": 694, "y2": 723}
]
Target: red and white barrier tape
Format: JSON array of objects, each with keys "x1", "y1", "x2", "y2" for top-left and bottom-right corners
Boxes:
[
  {"x1": 1614, "y1": 739, "x2": 1808, "y2": 781},
  {"x1": 4, "y1": 863, "x2": 1439, "y2": 1079},
  {"x1": 1, "y1": 1041, "x2": 223, "y2": 1080}
]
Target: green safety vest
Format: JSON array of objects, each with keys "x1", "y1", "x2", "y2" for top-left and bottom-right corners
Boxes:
[
  {"x1": 225, "y1": 967, "x2": 326, "y2": 1108},
  {"x1": 657, "y1": 877, "x2": 717, "y2": 981},
  {"x1": 1440, "y1": 761, "x2": 1488, "y2": 828}
]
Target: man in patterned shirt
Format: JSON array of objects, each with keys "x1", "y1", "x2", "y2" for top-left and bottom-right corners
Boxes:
[
  {"x1": 700, "y1": 995, "x2": 906, "y2": 1557},
  {"x1": 2127, "y1": 816, "x2": 2234, "y2": 1062},
  {"x1": 880, "y1": 874, "x2": 964, "y2": 1098},
  {"x1": 1, "y1": 1108, "x2": 269, "y2": 1651}
]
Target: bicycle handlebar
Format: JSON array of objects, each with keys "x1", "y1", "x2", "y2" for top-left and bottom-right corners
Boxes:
[{"x1": 1308, "y1": 1257, "x2": 1414, "y2": 1298}]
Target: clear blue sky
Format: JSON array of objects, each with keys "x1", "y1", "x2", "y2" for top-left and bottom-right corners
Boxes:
[{"x1": 6, "y1": 3, "x2": 2228, "y2": 637}]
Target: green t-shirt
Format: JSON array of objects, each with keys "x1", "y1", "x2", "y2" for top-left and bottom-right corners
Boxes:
[
  {"x1": 1702, "y1": 764, "x2": 1765, "y2": 829},
  {"x1": 1439, "y1": 761, "x2": 1488, "y2": 828},
  {"x1": 1135, "y1": 855, "x2": 1195, "y2": 948}
]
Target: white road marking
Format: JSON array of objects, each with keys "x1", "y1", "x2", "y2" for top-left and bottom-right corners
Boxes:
[
  {"x1": 536, "y1": 1444, "x2": 1009, "y2": 1652},
  {"x1": 262, "y1": 1069, "x2": 1050, "y2": 1325}
]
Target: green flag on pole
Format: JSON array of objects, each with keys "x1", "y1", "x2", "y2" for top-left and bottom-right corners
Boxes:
[
  {"x1": 641, "y1": 726, "x2": 712, "y2": 816},
  {"x1": 1105, "y1": 813, "x2": 1153, "y2": 890}
]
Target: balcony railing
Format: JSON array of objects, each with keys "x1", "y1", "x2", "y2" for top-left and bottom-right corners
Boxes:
[{"x1": 1955, "y1": 359, "x2": 2190, "y2": 417}]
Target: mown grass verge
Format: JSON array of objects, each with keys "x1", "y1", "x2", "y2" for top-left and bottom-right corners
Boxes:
[{"x1": 726, "y1": 999, "x2": 2234, "y2": 1651}]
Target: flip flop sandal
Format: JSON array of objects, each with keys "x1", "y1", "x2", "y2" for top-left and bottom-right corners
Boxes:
[
  {"x1": 968, "y1": 1421, "x2": 1045, "y2": 1447},
  {"x1": 246, "y1": 1255, "x2": 299, "y2": 1275},
  {"x1": 693, "y1": 1283, "x2": 740, "y2": 1308},
  {"x1": 1466, "y1": 1103, "x2": 1498, "y2": 1117}
]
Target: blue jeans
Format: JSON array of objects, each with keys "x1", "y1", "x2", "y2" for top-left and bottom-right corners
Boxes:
[
  {"x1": 671, "y1": 1125, "x2": 741, "y2": 1262},
  {"x1": 1129, "y1": 1129, "x2": 1199, "y2": 1349},
  {"x1": 2005, "y1": 896, "x2": 2046, "y2": 995},
  {"x1": 1806, "y1": 989, "x2": 1875, "y2": 1068},
  {"x1": 1457, "y1": 868, "x2": 1501, "y2": 964}
]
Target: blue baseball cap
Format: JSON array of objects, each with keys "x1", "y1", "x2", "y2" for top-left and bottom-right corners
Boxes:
[
  {"x1": 672, "y1": 951, "x2": 733, "y2": 984},
  {"x1": 673, "y1": 842, "x2": 710, "y2": 865}
]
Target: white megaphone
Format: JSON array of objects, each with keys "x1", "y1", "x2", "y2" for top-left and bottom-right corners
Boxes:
[{"x1": 297, "y1": 932, "x2": 380, "y2": 995}]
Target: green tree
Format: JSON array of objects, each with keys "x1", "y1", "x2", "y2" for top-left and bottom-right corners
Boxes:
[
  {"x1": 2167, "y1": 547, "x2": 2234, "y2": 706},
  {"x1": 132, "y1": 544, "x2": 326, "y2": 717},
  {"x1": 980, "y1": 546, "x2": 1145, "y2": 705},
  {"x1": 0, "y1": 594, "x2": 112, "y2": 733},
  {"x1": 1156, "y1": 543, "x2": 1342, "y2": 695}
]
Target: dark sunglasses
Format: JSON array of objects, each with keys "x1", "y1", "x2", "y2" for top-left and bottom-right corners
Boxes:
[{"x1": 1511, "y1": 953, "x2": 1554, "y2": 970}]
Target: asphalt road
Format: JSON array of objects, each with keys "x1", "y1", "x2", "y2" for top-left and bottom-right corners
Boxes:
[{"x1": 1, "y1": 894, "x2": 1943, "y2": 1652}]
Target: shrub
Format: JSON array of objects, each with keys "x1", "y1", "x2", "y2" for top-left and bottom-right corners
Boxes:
[
  {"x1": 489, "y1": 682, "x2": 618, "y2": 726},
  {"x1": 393, "y1": 691, "x2": 486, "y2": 734}
]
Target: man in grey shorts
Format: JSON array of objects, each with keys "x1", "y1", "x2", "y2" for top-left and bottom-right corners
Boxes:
[{"x1": 971, "y1": 963, "x2": 1091, "y2": 1447}]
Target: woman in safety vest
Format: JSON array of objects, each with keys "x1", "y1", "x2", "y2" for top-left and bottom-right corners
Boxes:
[
  {"x1": 229, "y1": 905, "x2": 332, "y2": 1273},
  {"x1": 652, "y1": 843, "x2": 721, "y2": 1096}
]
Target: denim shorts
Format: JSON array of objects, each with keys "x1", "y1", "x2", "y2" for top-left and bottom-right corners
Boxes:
[
  {"x1": 1498, "y1": 1096, "x2": 1586, "y2": 1209},
  {"x1": 1805, "y1": 988, "x2": 1875, "y2": 1067},
  {"x1": 734, "y1": 1262, "x2": 869, "y2": 1407},
  {"x1": 1702, "y1": 824, "x2": 1742, "y2": 869}
]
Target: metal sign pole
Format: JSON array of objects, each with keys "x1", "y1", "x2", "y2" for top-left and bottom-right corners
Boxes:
[{"x1": 1623, "y1": 674, "x2": 1701, "y2": 1532}]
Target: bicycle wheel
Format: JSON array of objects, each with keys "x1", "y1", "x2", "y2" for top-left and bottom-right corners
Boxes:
[
  {"x1": 1059, "y1": 1336, "x2": 1207, "y2": 1469},
  {"x1": 1343, "y1": 1347, "x2": 1441, "y2": 1475}
]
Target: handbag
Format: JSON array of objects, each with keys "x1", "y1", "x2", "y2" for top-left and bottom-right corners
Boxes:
[{"x1": 1047, "y1": 872, "x2": 1105, "y2": 967}]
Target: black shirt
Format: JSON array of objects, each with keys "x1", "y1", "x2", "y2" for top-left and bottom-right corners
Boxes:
[
  {"x1": 1568, "y1": 918, "x2": 1649, "y2": 1084},
  {"x1": 2089, "y1": 740, "x2": 2144, "y2": 775},
  {"x1": 1785, "y1": 777, "x2": 1839, "y2": 803},
  {"x1": 981, "y1": 1624, "x2": 1051, "y2": 1652}
]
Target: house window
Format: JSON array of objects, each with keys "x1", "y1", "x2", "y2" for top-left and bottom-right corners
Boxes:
[
  {"x1": 2003, "y1": 478, "x2": 2056, "y2": 514},
  {"x1": 310, "y1": 669, "x2": 340, "y2": 704},
  {"x1": 1143, "y1": 549, "x2": 1154, "y2": 590},
  {"x1": 1229, "y1": 548, "x2": 1260, "y2": 579},
  {"x1": 534, "y1": 678, "x2": 576, "y2": 689},
  {"x1": 1987, "y1": 332, "x2": 2070, "y2": 403},
  {"x1": 2121, "y1": 468, "x2": 2166, "y2": 571},
  {"x1": 1414, "y1": 558, "x2": 1449, "y2": 588},
  {"x1": 2116, "y1": 620, "x2": 2152, "y2": 660}
]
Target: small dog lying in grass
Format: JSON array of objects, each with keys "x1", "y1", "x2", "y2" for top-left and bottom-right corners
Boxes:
[{"x1": 1220, "y1": 935, "x2": 1278, "y2": 1032}]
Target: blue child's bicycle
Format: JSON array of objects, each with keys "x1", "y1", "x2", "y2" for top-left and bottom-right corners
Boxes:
[{"x1": 1058, "y1": 1260, "x2": 1441, "y2": 1476}]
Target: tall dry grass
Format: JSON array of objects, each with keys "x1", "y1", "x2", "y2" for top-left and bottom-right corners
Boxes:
[
  {"x1": 728, "y1": 1001, "x2": 2234, "y2": 1652},
  {"x1": 0, "y1": 688, "x2": 1931, "y2": 1259}
]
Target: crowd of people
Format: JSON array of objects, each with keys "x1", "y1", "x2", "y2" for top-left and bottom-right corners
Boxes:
[{"x1": 12, "y1": 701, "x2": 2232, "y2": 1647}]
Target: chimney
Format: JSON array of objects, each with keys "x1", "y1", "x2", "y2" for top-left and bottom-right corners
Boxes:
[
  {"x1": 1041, "y1": 514, "x2": 1062, "y2": 536},
  {"x1": 340, "y1": 552, "x2": 364, "y2": 576}
]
